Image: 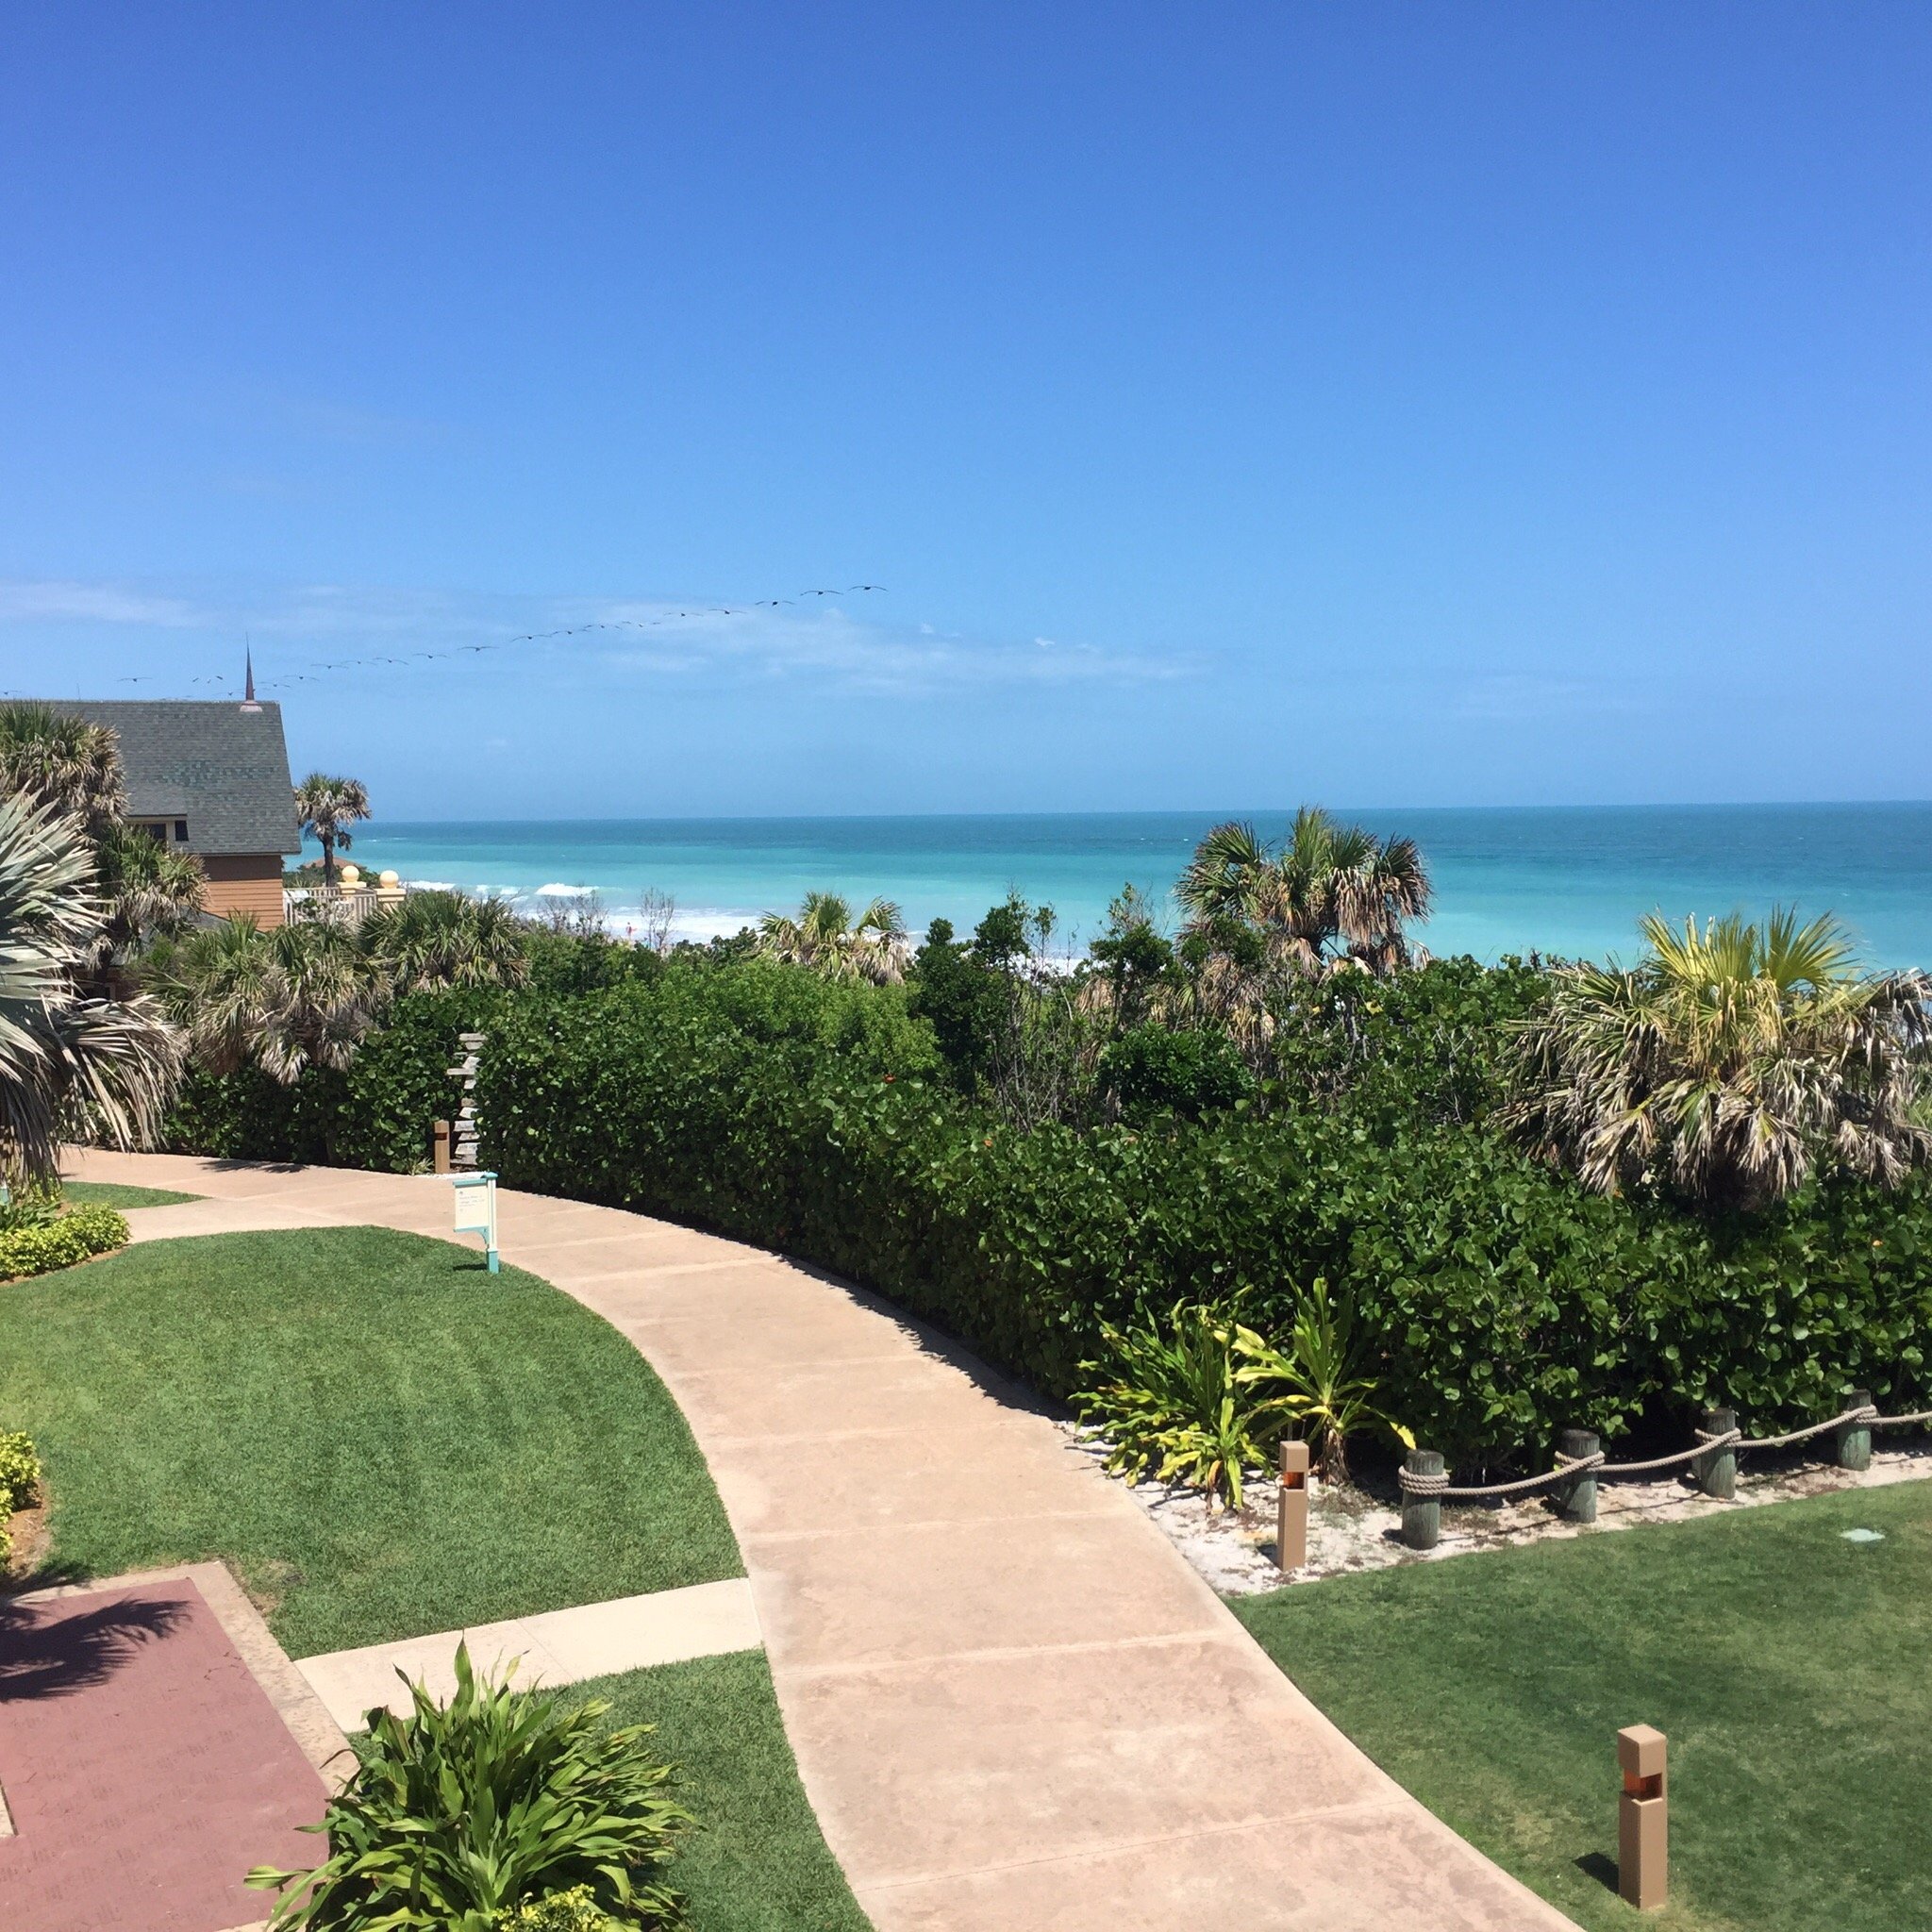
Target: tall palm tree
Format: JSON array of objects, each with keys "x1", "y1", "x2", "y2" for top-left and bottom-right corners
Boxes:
[
  {"x1": 360, "y1": 890, "x2": 529, "y2": 993},
  {"x1": 0, "y1": 703, "x2": 125, "y2": 833},
  {"x1": 150, "y1": 915, "x2": 375, "y2": 1084},
  {"x1": 757, "y1": 891, "x2": 908, "y2": 985},
  {"x1": 293, "y1": 773, "x2": 372, "y2": 887},
  {"x1": 1176, "y1": 807, "x2": 1432, "y2": 975},
  {"x1": 1506, "y1": 908, "x2": 1932, "y2": 1212},
  {"x1": 0, "y1": 792, "x2": 182, "y2": 1185}
]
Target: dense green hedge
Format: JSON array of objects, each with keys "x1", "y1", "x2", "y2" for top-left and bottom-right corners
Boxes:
[
  {"x1": 156, "y1": 951, "x2": 1932, "y2": 1471},
  {"x1": 0, "y1": 1206, "x2": 129, "y2": 1282},
  {"x1": 475, "y1": 966, "x2": 1932, "y2": 1468},
  {"x1": 163, "y1": 989, "x2": 508, "y2": 1171}
]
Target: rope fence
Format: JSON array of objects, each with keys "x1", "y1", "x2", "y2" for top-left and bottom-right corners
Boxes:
[{"x1": 1394, "y1": 1388, "x2": 1932, "y2": 1549}]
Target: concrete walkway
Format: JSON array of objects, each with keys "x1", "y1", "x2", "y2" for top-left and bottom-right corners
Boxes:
[
  {"x1": 295, "y1": 1578, "x2": 761, "y2": 1730},
  {"x1": 71, "y1": 1151, "x2": 1577, "y2": 1932}
]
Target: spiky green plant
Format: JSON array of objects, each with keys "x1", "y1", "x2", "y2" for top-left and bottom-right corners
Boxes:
[
  {"x1": 1506, "y1": 908, "x2": 1932, "y2": 1212},
  {"x1": 247, "y1": 1643, "x2": 688, "y2": 1929},
  {"x1": 1077, "y1": 1298, "x2": 1288, "y2": 1509},
  {"x1": 1234, "y1": 1276, "x2": 1414, "y2": 1484},
  {"x1": 0, "y1": 791, "x2": 181, "y2": 1185},
  {"x1": 148, "y1": 914, "x2": 375, "y2": 1083}
]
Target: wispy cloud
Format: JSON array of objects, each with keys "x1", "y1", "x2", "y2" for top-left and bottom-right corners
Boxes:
[
  {"x1": 592, "y1": 602, "x2": 1192, "y2": 694},
  {"x1": 0, "y1": 579, "x2": 207, "y2": 627},
  {"x1": 0, "y1": 575, "x2": 1196, "y2": 698}
]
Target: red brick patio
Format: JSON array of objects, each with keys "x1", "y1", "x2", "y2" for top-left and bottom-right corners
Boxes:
[{"x1": 0, "y1": 1570, "x2": 338, "y2": 1932}]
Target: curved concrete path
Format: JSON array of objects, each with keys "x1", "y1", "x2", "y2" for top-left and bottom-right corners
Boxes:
[{"x1": 69, "y1": 1152, "x2": 1577, "y2": 1932}]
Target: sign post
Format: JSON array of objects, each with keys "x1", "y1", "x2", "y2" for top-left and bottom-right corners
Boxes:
[{"x1": 449, "y1": 1171, "x2": 499, "y2": 1274}]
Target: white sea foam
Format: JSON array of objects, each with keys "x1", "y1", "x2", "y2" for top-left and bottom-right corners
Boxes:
[{"x1": 535, "y1": 881, "x2": 600, "y2": 897}]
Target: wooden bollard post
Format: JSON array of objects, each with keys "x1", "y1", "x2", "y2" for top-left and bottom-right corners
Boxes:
[
  {"x1": 432, "y1": 1120, "x2": 452, "y2": 1175},
  {"x1": 1276, "y1": 1439, "x2": 1309, "y2": 1573},
  {"x1": 1838, "y1": 1389, "x2": 1873, "y2": 1472},
  {"x1": 1695, "y1": 1405, "x2": 1737, "y2": 1499},
  {"x1": 1617, "y1": 1724, "x2": 1668, "y2": 1909},
  {"x1": 1555, "y1": 1428, "x2": 1599, "y2": 1524},
  {"x1": 1402, "y1": 1449, "x2": 1442, "y2": 1551}
]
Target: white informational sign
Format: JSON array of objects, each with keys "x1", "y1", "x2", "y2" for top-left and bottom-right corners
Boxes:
[{"x1": 449, "y1": 1171, "x2": 499, "y2": 1273}]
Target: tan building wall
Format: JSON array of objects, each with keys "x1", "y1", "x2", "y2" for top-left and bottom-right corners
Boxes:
[{"x1": 199, "y1": 853, "x2": 288, "y2": 927}]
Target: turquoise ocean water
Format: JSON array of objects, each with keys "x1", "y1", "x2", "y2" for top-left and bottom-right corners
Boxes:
[{"x1": 348, "y1": 805, "x2": 1932, "y2": 970}]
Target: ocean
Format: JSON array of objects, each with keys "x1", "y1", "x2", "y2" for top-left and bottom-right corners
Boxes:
[{"x1": 346, "y1": 804, "x2": 1932, "y2": 970}]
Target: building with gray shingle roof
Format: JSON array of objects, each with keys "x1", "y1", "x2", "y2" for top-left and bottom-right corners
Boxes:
[{"x1": 58, "y1": 698, "x2": 300, "y2": 925}]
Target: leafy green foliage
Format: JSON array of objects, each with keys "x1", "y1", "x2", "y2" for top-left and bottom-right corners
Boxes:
[
  {"x1": 1099, "y1": 1023, "x2": 1253, "y2": 1123},
  {"x1": 1076, "y1": 1299, "x2": 1286, "y2": 1507},
  {"x1": 0, "y1": 1204, "x2": 127, "y2": 1281},
  {"x1": 0, "y1": 1427, "x2": 40, "y2": 1568},
  {"x1": 165, "y1": 943, "x2": 1932, "y2": 1473},
  {"x1": 248, "y1": 1643, "x2": 688, "y2": 1929},
  {"x1": 1235, "y1": 1276, "x2": 1415, "y2": 1480},
  {"x1": 0, "y1": 1429, "x2": 41, "y2": 1509}
]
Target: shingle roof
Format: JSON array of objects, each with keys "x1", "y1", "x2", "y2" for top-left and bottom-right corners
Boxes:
[{"x1": 57, "y1": 700, "x2": 301, "y2": 856}]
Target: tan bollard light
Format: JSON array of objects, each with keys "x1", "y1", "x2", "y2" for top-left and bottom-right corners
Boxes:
[
  {"x1": 433, "y1": 1119, "x2": 453, "y2": 1175},
  {"x1": 1617, "y1": 1724, "x2": 1667, "y2": 1910},
  {"x1": 1276, "y1": 1439, "x2": 1310, "y2": 1573}
]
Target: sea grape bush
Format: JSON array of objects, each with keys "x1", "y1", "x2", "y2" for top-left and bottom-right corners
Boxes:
[{"x1": 164, "y1": 942, "x2": 1932, "y2": 1471}]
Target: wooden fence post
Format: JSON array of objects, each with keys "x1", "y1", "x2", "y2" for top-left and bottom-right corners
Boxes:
[
  {"x1": 1695, "y1": 1405, "x2": 1736, "y2": 1499},
  {"x1": 1837, "y1": 1389, "x2": 1873, "y2": 1473},
  {"x1": 1555, "y1": 1428, "x2": 1599, "y2": 1524},
  {"x1": 1402, "y1": 1450, "x2": 1442, "y2": 1551}
]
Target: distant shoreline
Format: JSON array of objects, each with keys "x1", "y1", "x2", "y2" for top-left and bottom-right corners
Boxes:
[{"x1": 338, "y1": 802, "x2": 1932, "y2": 972}]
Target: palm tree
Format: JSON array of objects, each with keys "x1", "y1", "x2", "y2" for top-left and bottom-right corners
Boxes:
[
  {"x1": 149, "y1": 915, "x2": 375, "y2": 1084},
  {"x1": 0, "y1": 702, "x2": 125, "y2": 833},
  {"x1": 757, "y1": 891, "x2": 908, "y2": 985},
  {"x1": 360, "y1": 890, "x2": 529, "y2": 993},
  {"x1": 92, "y1": 822, "x2": 207, "y2": 976},
  {"x1": 293, "y1": 774, "x2": 372, "y2": 887},
  {"x1": 1176, "y1": 807, "x2": 1432, "y2": 975},
  {"x1": 0, "y1": 792, "x2": 182, "y2": 1185},
  {"x1": 1506, "y1": 908, "x2": 1932, "y2": 1212}
]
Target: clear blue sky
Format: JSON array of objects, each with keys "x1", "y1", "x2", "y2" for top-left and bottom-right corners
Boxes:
[{"x1": 3, "y1": 5, "x2": 1928, "y2": 818}]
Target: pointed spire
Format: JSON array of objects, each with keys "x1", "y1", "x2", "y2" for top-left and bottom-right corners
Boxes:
[{"x1": 242, "y1": 638, "x2": 262, "y2": 711}]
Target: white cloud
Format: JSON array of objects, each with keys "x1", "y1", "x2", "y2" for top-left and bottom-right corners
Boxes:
[
  {"x1": 0, "y1": 575, "x2": 1197, "y2": 699},
  {"x1": 0, "y1": 579, "x2": 205, "y2": 626}
]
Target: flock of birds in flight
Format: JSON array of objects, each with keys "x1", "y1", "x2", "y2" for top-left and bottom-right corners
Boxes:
[{"x1": 110, "y1": 584, "x2": 888, "y2": 690}]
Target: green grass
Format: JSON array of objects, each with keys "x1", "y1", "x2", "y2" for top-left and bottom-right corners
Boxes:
[
  {"x1": 58, "y1": 1179, "x2": 201, "y2": 1208},
  {"x1": 0, "y1": 1227, "x2": 741, "y2": 1655},
  {"x1": 1234, "y1": 1484, "x2": 1932, "y2": 1932},
  {"x1": 583, "y1": 1652, "x2": 870, "y2": 1932}
]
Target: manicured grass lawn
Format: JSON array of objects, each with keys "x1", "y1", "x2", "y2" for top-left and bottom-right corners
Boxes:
[
  {"x1": 59, "y1": 1179, "x2": 201, "y2": 1208},
  {"x1": 586, "y1": 1652, "x2": 870, "y2": 1932},
  {"x1": 1234, "y1": 1483, "x2": 1932, "y2": 1932},
  {"x1": 0, "y1": 1227, "x2": 742, "y2": 1656}
]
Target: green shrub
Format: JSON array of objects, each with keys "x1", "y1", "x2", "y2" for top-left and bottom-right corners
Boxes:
[
  {"x1": 0, "y1": 1181, "x2": 60, "y2": 1233},
  {"x1": 1099, "y1": 1023, "x2": 1253, "y2": 1123},
  {"x1": 0, "y1": 1430, "x2": 41, "y2": 1510},
  {"x1": 0, "y1": 1205, "x2": 128, "y2": 1282},
  {"x1": 478, "y1": 971, "x2": 1932, "y2": 1470},
  {"x1": 0, "y1": 1428, "x2": 40, "y2": 1569},
  {"x1": 248, "y1": 1643, "x2": 687, "y2": 1929},
  {"x1": 166, "y1": 950, "x2": 1932, "y2": 1474},
  {"x1": 163, "y1": 987, "x2": 508, "y2": 1171},
  {"x1": 1076, "y1": 1299, "x2": 1285, "y2": 1508}
]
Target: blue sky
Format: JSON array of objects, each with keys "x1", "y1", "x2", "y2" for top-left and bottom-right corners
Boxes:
[{"x1": 3, "y1": 5, "x2": 1928, "y2": 818}]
